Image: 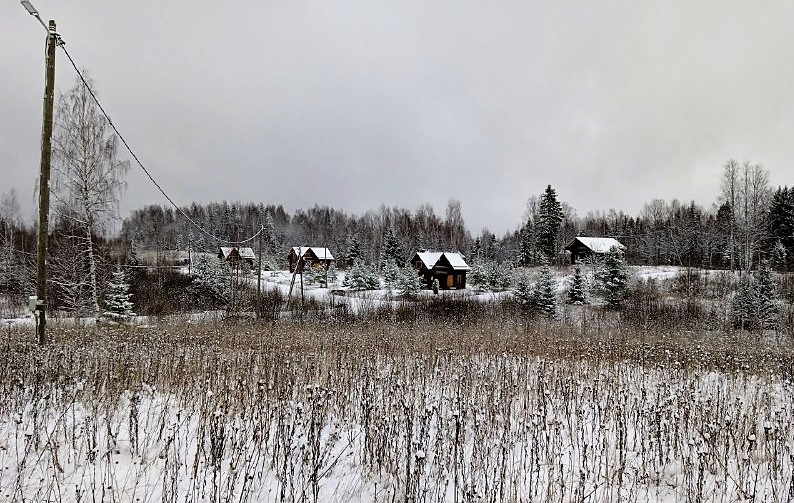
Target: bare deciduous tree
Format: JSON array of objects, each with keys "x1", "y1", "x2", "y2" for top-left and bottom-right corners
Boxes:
[{"x1": 51, "y1": 74, "x2": 129, "y2": 317}]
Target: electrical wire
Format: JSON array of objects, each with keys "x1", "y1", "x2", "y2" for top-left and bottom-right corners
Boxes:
[{"x1": 57, "y1": 44, "x2": 264, "y2": 246}]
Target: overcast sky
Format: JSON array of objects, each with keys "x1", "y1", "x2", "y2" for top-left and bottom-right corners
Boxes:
[{"x1": 3, "y1": 1, "x2": 793, "y2": 235}]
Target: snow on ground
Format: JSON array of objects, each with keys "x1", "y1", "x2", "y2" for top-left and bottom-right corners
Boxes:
[{"x1": 0, "y1": 358, "x2": 790, "y2": 502}]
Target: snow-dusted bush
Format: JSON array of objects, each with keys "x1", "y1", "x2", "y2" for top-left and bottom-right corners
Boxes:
[
  {"x1": 342, "y1": 260, "x2": 380, "y2": 291},
  {"x1": 102, "y1": 268, "x2": 135, "y2": 321}
]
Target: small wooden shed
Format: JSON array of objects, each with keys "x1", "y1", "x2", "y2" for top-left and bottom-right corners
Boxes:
[
  {"x1": 288, "y1": 247, "x2": 335, "y2": 273},
  {"x1": 564, "y1": 237, "x2": 625, "y2": 264},
  {"x1": 410, "y1": 251, "x2": 470, "y2": 289},
  {"x1": 218, "y1": 246, "x2": 257, "y2": 267}
]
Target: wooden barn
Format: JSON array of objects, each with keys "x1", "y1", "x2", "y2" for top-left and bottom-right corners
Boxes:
[
  {"x1": 564, "y1": 237, "x2": 625, "y2": 264},
  {"x1": 218, "y1": 246, "x2": 257, "y2": 267},
  {"x1": 410, "y1": 251, "x2": 470, "y2": 290},
  {"x1": 288, "y1": 247, "x2": 335, "y2": 273}
]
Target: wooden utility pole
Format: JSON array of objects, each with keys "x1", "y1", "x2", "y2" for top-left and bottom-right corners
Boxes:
[
  {"x1": 35, "y1": 19, "x2": 57, "y2": 346},
  {"x1": 256, "y1": 227, "x2": 263, "y2": 321}
]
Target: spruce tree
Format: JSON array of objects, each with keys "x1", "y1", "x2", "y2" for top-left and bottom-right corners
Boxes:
[
  {"x1": 346, "y1": 235, "x2": 362, "y2": 267},
  {"x1": 383, "y1": 259, "x2": 400, "y2": 290},
  {"x1": 731, "y1": 274, "x2": 757, "y2": 330},
  {"x1": 396, "y1": 267, "x2": 422, "y2": 298},
  {"x1": 536, "y1": 185, "x2": 564, "y2": 262},
  {"x1": 103, "y1": 268, "x2": 135, "y2": 321},
  {"x1": 767, "y1": 187, "x2": 794, "y2": 269},
  {"x1": 380, "y1": 226, "x2": 402, "y2": 269},
  {"x1": 518, "y1": 219, "x2": 536, "y2": 267},
  {"x1": 514, "y1": 273, "x2": 534, "y2": 306},
  {"x1": 342, "y1": 260, "x2": 380, "y2": 291},
  {"x1": 755, "y1": 263, "x2": 778, "y2": 329},
  {"x1": 531, "y1": 263, "x2": 557, "y2": 317},
  {"x1": 597, "y1": 246, "x2": 629, "y2": 308},
  {"x1": 567, "y1": 266, "x2": 587, "y2": 305},
  {"x1": 191, "y1": 256, "x2": 229, "y2": 305}
]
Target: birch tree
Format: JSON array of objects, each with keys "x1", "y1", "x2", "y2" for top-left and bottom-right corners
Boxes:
[{"x1": 51, "y1": 75, "x2": 129, "y2": 317}]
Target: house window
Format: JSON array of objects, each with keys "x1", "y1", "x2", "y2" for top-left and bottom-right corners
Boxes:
[{"x1": 415, "y1": 261, "x2": 422, "y2": 270}]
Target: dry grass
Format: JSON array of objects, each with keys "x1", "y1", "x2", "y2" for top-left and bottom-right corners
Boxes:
[{"x1": 0, "y1": 320, "x2": 792, "y2": 501}]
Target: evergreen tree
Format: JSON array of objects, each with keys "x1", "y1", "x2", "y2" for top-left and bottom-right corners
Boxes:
[
  {"x1": 771, "y1": 240, "x2": 787, "y2": 270},
  {"x1": 342, "y1": 260, "x2": 380, "y2": 290},
  {"x1": 536, "y1": 185, "x2": 564, "y2": 262},
  {"x1": 190, "y1": 256, "x2": 229, "y2": 304},
  {"x1": 597, "y1": 246, "x2": 629, "y2": 308},
  {"x1": 470, "y1": 237, "x2": 482, "y2": 263},
  {"x1": 396, "y1": 266, "x2": 422, "y2": 298},
  {"x1": 346, "y1": 235, "x2": 362, "y2": 267},
  {"x1": 380, "y1": 225, "x2": 402, "y2": 269},
  {"x1": 767, "y1": 187, "x2": 794, "y2": 269},
  {"x1": 518, "y1": 219, "x2": 536, "y2": 267},
  {"x1": 103, "y1": 268, "x2": 135, "y2": 321},
  {"x1": 383, "y1": 258, "x2": 400, "y2": 290},
  {"x1": 531, "y1": 263, "x2": 557, "y2": 317},
  {"x1": 471, "y1": 261, "x2": 513, "y2": 292},
  {"x1": 755, "y1": 263, "x2": 778, "y2": 329},
  {"x1": 567, "y1": 266, "x2": 587, "y2": 305},
  {"x1": 514, "y1": 273, "x2": 534, "y2": 306},
  {"x1": 731, "y1": 274, "x2": 757, "y2": 330}
]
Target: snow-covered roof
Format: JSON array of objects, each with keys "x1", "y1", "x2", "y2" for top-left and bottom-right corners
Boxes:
[
  {"x1": 414, "y1": 251, "x2": 470, "y2": 271},
  {"x1": 237, "y1": 247, "x2": 256, "y2": 259},
  {"x1": 415, "y1": 252, "x2": 443, "y2": 269},
  {"x1": 292, "y1": 247, "x2": 335, "y2": 260},
  {"x1": 443, "y1": 252, "x2": 471, "y2": 271},
  {"x1": 219, "y1": 246, "x2": 257, "y2": 260},
  {"x1": 570, "y1": 237, "x2": 625, "y2": 253}
]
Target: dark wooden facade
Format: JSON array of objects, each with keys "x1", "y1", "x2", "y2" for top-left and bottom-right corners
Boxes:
[
  {"x1": 218, "y1": 247, "x2": 256, "y2": 267},
  {"x1": 564, "y1": 237, "x2": 625, "y2": 265},
  {"x1": 410, "y1": 252, "x2": 469, "y2": 290},
  {"x1": 288, "y1": 247, "x2": 335, "y2": 273}
]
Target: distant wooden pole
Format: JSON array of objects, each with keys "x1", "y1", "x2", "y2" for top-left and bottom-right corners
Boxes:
[
  {"x1": 36, "y1": 20, "x2": 57, "y2": 346},
  {"x1": 256, "y1": 226, "x2": 263, "y2": 321}
]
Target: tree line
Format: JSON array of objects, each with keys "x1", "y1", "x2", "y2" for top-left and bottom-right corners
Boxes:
[{"x1": 2, "y1": 74, "x2": 794, "y2": 318}]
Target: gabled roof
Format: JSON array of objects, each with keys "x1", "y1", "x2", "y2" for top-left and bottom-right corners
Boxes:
[
  {"x1": 566, "y1": 237, "x2": 625, "y2": 253},
  {"x1": 291, "y1": 247, "x2": 335, "y2": 260},
  {"x1": 414, "y1": 251, "x2": 470, "y2": 271},
  {"x1": 219, "y1": 246, "x2": 256, "y2": 260},
  {"x1": 415, "y1": 251, "x2": 443, "y2": 269},
  {"x1": 443, "y1": 252, "x2": 471, "y2": 271}
]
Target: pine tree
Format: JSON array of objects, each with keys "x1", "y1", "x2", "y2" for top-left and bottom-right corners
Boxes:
[
  {"x1": 531, "y1": 263, "x2": 557, "y2": 317},
  {"x1": 396, "y1": 266, "x2": 422, "y2": 298},
  {"x1": 597, "y1": 246, "x2": 629, "y2": 308},
  {"x1": 536, "y1": 185, "x2": 564, "y2": 262},
  {"x1": 755, "y1": 263, "x2": 778, "y2": 329},
  {"x1": 103, "y1": 268, "x2": 135, "y2": 321},
  {"x1": 342, "y1": 260, "x2": 380, "y2": 290},
  {"x1": 518, "y1": 220, "x2": 536, "y2": 267},
  {"x1": 567, "y1": 266, "x2": 587, "y2": 305}
]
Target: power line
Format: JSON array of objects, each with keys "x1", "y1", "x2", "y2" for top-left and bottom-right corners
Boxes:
[{"x1": 57, "y1": 45, "x2": 264, "y2": 246}]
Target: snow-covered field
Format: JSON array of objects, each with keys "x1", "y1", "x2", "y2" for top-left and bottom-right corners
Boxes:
[{"x1": 0, "y1": 324, "x2": 792, "y2": 502}]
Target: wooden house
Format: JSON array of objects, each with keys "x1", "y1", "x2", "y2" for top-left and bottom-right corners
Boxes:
[
  {"x1": 218, "y1": 246, "x2": 257, "y2": 267},
  {"x1": 410, "y1": 251, "x2": 470, "y2": 289},
  {"x1": 288, "y1": 247, "x2": 335, "y2": 273},
  {"x1": 564, "y1": 237, "x2": 625, "y2": 264}
]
